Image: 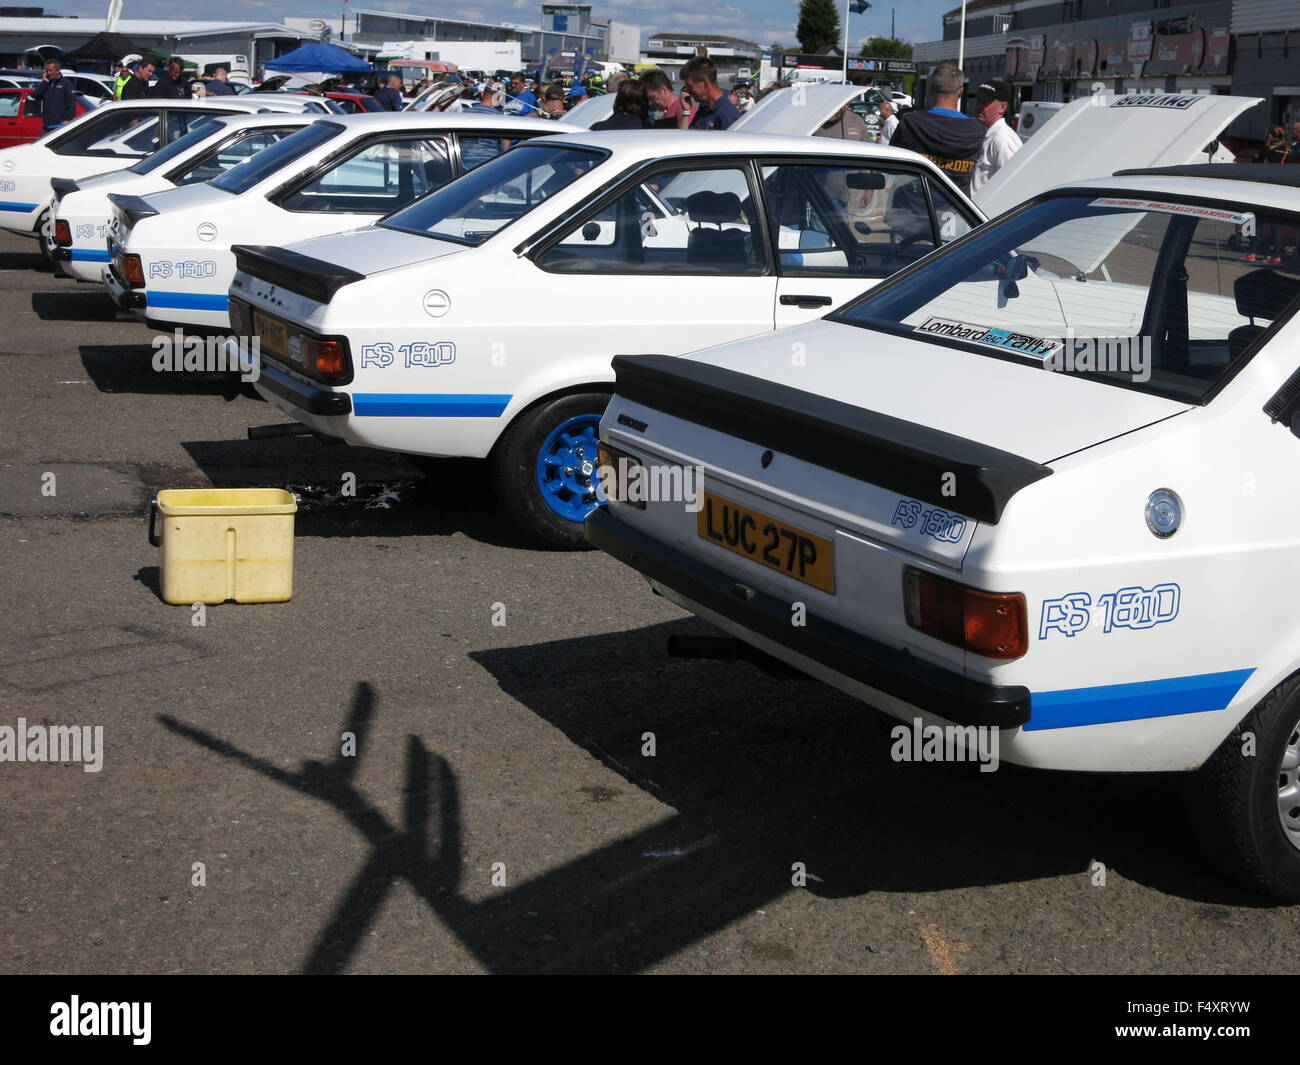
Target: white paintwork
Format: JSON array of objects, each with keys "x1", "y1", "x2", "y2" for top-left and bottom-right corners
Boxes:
[
  {"x1": 596, "y1": 172, "x2": 1300, "y2": 775},
  {"x1": 52, "y1": 112, "x2": 315, "y2": 282},
  {"x1": 0, "y1": 97, "x2": 321, "y2": 237},
  {"x1": 236, "y1": 131, "x2": 980, "y2": 461},
  {"x1": 104, "y1": 111, "x2": 545, "y2": 329}
]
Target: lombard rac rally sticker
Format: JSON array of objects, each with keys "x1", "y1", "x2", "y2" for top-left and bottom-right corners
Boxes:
[
  {"x1": 916, "y1": 316, "x2": 1061, "y2": 360},
  {"x1": 1088, "y1": 198, "x2": 1254, "y2": 227}
]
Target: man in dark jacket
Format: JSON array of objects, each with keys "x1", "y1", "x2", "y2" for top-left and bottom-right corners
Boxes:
[
  {"x1": 119, "y1": 59, "x2": 155, "y2": 100},
  {"x1": 150, "y1": 57, "x2": 191, "y2": 99},
  {"x1": 889, "y1": 62, "x2": 984, "y2": 192},
  {"x1": 202, "y1": 66, "x2": 236, "y2": 96},
  {"x1": 32, "y1": 59, "x2": 76, "y2": 133},
  {"x1": 374, "y1": 73, "x2": 404, "y2": 111}
]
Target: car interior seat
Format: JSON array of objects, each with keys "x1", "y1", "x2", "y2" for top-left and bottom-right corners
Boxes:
[
  {"x1": 685, "y1": 190, "x2": 748, "y2": 268},
  {"x1": 1228, "y1": 268, "x2": 1300, "y2": 360}
]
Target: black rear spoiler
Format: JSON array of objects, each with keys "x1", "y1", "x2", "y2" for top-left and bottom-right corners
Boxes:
[
  {"x1": 106, "y1": 192, "x2": 157, "y2": 226},
  {"x1": 232, "y1": 244, "x2": 366, "y2": 304},
  {"x1": 50, "y1": 177, "x2": 78, "y2": 203},
  {"x1": 611, "y1": 354, "x2": 1052, "y2": 525}
]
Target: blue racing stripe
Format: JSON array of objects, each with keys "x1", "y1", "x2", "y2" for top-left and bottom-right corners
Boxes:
[
  {"x1": 0, "y1": 201, "x2": 38, "y2": 212},
  {"x1": 353, "y1": 394, "x2": 512, "y2": 418},
  {"x1": 69, "y1": 248, "x2": 110, "y2": 262},
  {"x1": 1026, "y1": 668, "x2": 1255, "y2": 731},
  {"x1": 147, "y1": 291, "x2": 229, "y2": 311}
]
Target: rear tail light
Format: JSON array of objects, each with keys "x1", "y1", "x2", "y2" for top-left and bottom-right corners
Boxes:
[
  {"x1": 596, "y1": 441, "x2": 646, "y2": 508},
  {"x1": 288, "y1": 334, "x2": 351, "y2": 383},
  {"x1": 120, "y1": 253, "x2": 144, "y2": 287},
  {"x1": 53, "y1": 220, "x2": 71, "y2": 246},
  {"x1": 903, "y1": 567, "x2": 1027, "y2": 660}
]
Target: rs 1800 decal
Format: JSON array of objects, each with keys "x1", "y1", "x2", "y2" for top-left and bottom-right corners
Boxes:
[
  {"x1": 890, "y1": 499, "x2": 967, "y2": 544},
  {"x1": 1039, "y1": 584, "x2": 1180, "y2": 639},
  {"x1": 360, "y1": 342, "x2": 456, "y2": 369}
]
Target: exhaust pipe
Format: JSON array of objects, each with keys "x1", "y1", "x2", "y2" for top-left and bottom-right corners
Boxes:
[{"x1": 247, "y1": 423, "x2": 317, "y2": 440}]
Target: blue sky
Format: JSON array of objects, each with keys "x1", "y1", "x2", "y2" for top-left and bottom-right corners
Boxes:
[{"x1": 51, "y1": 0, "x2": 954, "y2": 49}]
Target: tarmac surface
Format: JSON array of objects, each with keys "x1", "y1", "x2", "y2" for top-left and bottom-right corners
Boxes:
[{"x1": 1, "y1": 230, "x2": 1296, "y2": 974}]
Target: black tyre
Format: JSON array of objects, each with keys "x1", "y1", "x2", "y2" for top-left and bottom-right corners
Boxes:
[
  {"x1": 490, "y1": 391, "x2": 611, "y2": 548},
  {"x1": 1187, "y1": 675, "x2": 1300, "y2": 902}
]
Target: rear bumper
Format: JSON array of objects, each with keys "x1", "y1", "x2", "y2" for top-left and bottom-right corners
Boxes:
[
  {"x1": 256, "y1": 361, "x2": 353, "y2": 417},
  {"x1": 102, "y1": 264, "x2": 145, "y2": 309},
  {"x1": 586, "y1": 508, "x2": 1031, "y2": 728}
]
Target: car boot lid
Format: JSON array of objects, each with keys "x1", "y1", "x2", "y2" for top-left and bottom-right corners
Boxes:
[
  {"x1": 974, "y1": 92, "x2": 1262, "y2": 218},
  {"x1": 648, "y1": 318, "x2": 1187, "y2": 470}
]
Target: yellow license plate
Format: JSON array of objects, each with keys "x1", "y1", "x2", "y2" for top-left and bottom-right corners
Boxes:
[
  {"x1": 253, "y1": 311, "x2": 290, "y2": 360},
  {"x1": 696, "y1": 491, "x2": 835, "y2": 594}
]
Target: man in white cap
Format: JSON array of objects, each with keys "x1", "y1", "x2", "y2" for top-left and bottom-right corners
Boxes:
[{"x1": 971, "y1": 79, "x2": 1022, "y2": 193}]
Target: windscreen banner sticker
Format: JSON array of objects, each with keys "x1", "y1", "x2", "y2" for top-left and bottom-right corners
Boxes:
[
  {"x1": 1110, "y1": 94, "x2": 1202, "y2": 109},
  {"x1": 916, "y1": 316, "x2": 1062, "y2": 359},
  {"x1": 1088, "y1": 198, "x2": 1253, "y2": 227}
]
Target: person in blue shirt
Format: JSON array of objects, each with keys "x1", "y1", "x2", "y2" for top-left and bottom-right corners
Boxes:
[
  {"x1": 682, "y1": 55, "x2": 740, "y2": 130},
  {"x1": 504, "y1": 72, "x2": 537, "y2": 117},
  {"x1": 374, "y1": 73, "x2": 405, "y2": 111}
]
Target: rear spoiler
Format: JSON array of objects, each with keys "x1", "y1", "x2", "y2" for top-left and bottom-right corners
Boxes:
[
  {"x1": 231, "y1": 244, "x2": 366, "y2": 304},
  {"x1": 106, "y1": 192, "x2": 158, "y2": 226},
  {"x1": 611, "y1": 354, "x2": 1052, "y2": 525},
  {"x1": 50, "y1": 177, "x2": 78, "y2": 204}
]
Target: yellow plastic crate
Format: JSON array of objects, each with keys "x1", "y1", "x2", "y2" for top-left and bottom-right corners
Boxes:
[{"x1": 149, "y1": 488, "x2": 297, "y2": 605}]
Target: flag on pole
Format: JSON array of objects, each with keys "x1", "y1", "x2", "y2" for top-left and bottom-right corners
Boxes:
[{"x1": 849, "y1": 0, "x2": 871, "y2": 13}]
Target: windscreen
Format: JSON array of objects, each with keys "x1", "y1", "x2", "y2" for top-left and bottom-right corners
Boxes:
[
  {"x1": 381, "y1": 143, "x2": 603, "y2": 246},
  {"x1": 210, "y1": 121, "x2": 341, "y2": 194},
  {"x1": 833, "y1": 192, "x2": 1300, "y2": 403}
]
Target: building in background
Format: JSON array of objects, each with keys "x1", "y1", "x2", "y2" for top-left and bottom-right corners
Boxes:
[
  {"x1": 641, "y1": 32, "x2": 762, "y2": 83},
  {"x1": 910, "y1": 0, "x2": 1297, "y2": 138}
]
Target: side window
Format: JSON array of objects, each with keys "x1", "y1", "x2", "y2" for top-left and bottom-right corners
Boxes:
[
  {"x1": 166, "y1": 110, "x2": 217, "y2": 142},
  {"x1": 279, "y1": 136, "x2": 454, "y2": 213},
  {"x1": 458, "y1": 134, "x2": 530, "y2": 172},
  {"x1": 51, "y1": 109, "x2": 163, "y2": 157},
  {"x1": 0, "y1": 95, "x2": 19, "y2": 118},
  {"x1": 928, "y1": 182, "x2": 975, "y2": 244},
  {"x1": 537, "y1": 165, "x2": 765, "y2": 275},
  {"x1": 174, "y1": 129, "x2": 298, "y2": 187},
  {"x1": 760, "y1": 163, "x2": 938, "y2": 278}
]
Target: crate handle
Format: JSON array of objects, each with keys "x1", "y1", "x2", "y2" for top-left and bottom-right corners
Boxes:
[{"x1": 148, "y1": 498, "x2": 160, "y2": 547}]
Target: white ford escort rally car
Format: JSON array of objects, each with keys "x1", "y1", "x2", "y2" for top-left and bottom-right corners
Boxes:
[
  {"x1": 0, "y1": 97, "x2": 317, "y2": 255},
  {"x1": 588, "y1": 163, "x2": 1300, "y2": 900},
  {"x1": 101, "y1": 112, "x2": 549, "y2": 332},
  {"x1": 51, "y1": 112, "x2": 316, "y2": 282},
  {"x1": 231, "y1": 92, "x2": 1257, "y2": 548},
  {"x1": 233, "y1": 130, "x2": 984, "y2": 546}
]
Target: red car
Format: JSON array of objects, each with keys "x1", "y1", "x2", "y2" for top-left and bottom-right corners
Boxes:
[
  {"x1": 0, "y1": 87, "x2": 92, "y2": 148},
  {"x1": 326, "y1": 91, "x2": 384, "y2": 114}
]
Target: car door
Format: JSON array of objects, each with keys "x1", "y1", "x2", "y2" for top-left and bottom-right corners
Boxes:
[
  {"x1": 760, "y1": 157, "x2": 979, "y2": 329},
  {"x1": 0, "y1": 90, "x2": 23, "y2": 147},
  {"x1": 526, "y1": 157, "x2": 777, "y2": 360}
]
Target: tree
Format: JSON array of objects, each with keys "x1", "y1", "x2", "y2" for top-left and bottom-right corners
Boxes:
[
  {"x1": 797, "y1": 0, "x2": 841, "y2": 54},
  {"x1": 769, "y1": 41, "x2": 788, "y2": 55},
  {"x1": 860, "y1": 36, "x2": 913, "y2": 60}
]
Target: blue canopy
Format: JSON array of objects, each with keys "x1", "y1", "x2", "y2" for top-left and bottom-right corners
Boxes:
[{"x1": 265, "y1": 42, "x2": 372, "y2": 73}]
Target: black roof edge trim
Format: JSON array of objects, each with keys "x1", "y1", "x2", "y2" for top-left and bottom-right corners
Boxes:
[
  {"x1": 106, "y1": 192, "x2": 158, "y2": 226},
  {"x1": 231, "y1": 244, "x2": 366, "y2": 303},
  {"x1": 611, "y1": 354, "x2": 1052, "y2": 525}
]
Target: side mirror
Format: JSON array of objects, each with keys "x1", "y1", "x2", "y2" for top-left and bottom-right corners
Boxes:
[{"x1": 581, "y1": 221, "x2": 601, "y2": 241}]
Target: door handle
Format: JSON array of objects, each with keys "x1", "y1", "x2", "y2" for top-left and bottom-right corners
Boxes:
[{"x1": 779, "y1": 294, "x2": 834, "y2": 307}]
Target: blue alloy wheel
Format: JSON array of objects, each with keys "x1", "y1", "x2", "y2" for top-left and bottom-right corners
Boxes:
[{"x1": 535, "y1": 413, "x2": 604, "y2": 522}]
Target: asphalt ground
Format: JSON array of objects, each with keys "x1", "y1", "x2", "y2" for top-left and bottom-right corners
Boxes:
[{"x1": 0, "y1": 229, "x2": 1297, "y2": 976}]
